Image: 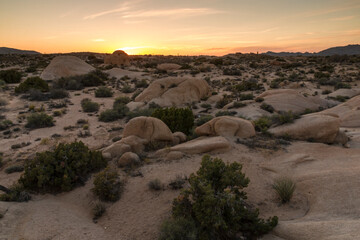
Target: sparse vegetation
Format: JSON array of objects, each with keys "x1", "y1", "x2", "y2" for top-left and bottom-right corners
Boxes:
[
  {"x1": 19, "y1": 141, "x2": 106, "y2": 192},
  {"x1": 95, "y1": 86, "x2": 113, "y2": 98},
  {"x1": 170, "y1": 155, "x2": 278, "y2": 239},
  {"x1": 92, "y1": 167, "x2": 123, "y2": 202},
  {"x1": 25, "y1": 113, "x2": 54, "y2": 129},
  {"x1": 272, "y1": 177, "x2": 296, "y2": 203},
  {"x1": 148, "y1": 179, "x2": 163, "y2": 191},
  {"x1": 15, "y1": 77, "x2": 49, "y2": 93},
  {"x1": 151, "y1": 107, "x2": 194, "y2": 135},
  {"x1": 0, "y1": 69, "x2": 22, "y2": 83},
  {"x1": 81, "y1": 98, "x2": 100, "y2": 112}
]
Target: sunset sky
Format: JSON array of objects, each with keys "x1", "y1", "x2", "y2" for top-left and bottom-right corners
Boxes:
[{"x1": 1, "y1": 0, "x2": 359, "y2": 55}]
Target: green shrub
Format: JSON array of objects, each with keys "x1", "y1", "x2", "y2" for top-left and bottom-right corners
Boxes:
[
  {"x1": 215, "y1": 110, "x2": 236, "y2": 117},
  {"x1": 272, "y1": 111, "x2": 299, "y2": 125},
  {"x1": 92, "y1": 167, "x2": 123, "y2": 202},
  {"x1": 53, "y1": 70, "x2": 108, "y2": 90},
  {"x1": 28, "y1": 89, "x2": 48, "y2": 101},
  {"x1": 25, "y1": 113, "x2": 54, "y2": 129},
  {"x1": 121, "y1": 85, "x2": 134, "y2": 93},
  {"x1": 234, "y1": 80, "x2": 262, "y2": 91},
  {"x1": 49, "y1": 88, "x2": 69, "y2": 99},
  {"x1": 260, "y1": 103, "x2": 275, "y2": 113},
  {"x1": 19, "y1": 141, "x2": 106, "y2": 192},
  {"x1": 172, "y1": 155, "x2": 278, "y2": 239},
  {"x1": 239, "y1": 93, "x2": 254, "y2": 100},
  {"x1": 15, "y1": 77, "x2": 49, "y2": 93},
  {"x1": 93, "y1": 201, "x2": 106, "y2": 220},
  {"x1": 0, "y1": 120, "x2": 13, "y2": 130},
  {"x1": 126, "y1": 108, "x2": 155, "y2": 120},
  {"x1": 334, "y1": 82, "x2": 351, "y2": 90},
  {"x1": 114, "y1": 96, "x2": 131, "y2": 105},
  {"x1": 135, "y1": 79, "x2": 148, "y2": 88},
  {"x1": 159, "y1": 217, "x2": 197, "y2": 240},
  {"x1": 151, "y1": 107, "x2": 194, "y2": 135},
  {"x1": 95, "y1": 86, "x2": 113, "y2": 98},
  {"x1": 200, "y1": 103, "x2": 211, "y2": 109},
  {"x1": 0, "y1": 69, "x2": 22, "y2": 83},
  {"x1": 195, "y1": 115, "x2": 213, "y2": 126},
  {"x1": 5, "y1": 165, "x2": 24, "y2": 174},
  {"x1": 272, "y1": 177, "x2": 296, "y2": 203},
  {"x1": 0, "y1": 183, "x2": 31, "y2": 202},
  {"x1": 81, "y1": 98, "x2": 100, "y2": 112},
  {"x1": 99, "y1": 109, "x2": 122, "y2": 122}
]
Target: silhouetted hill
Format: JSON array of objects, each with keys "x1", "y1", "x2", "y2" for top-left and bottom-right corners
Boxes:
[
  {"x1": 263, "y1": 44, "x2": 360, "y2": 56},
  {"x1": 0, "y1": 47, "x2": 40, "y2": 55},
  {"x1": 317, "y1": 44, "x2": 360, "y2": 56}
]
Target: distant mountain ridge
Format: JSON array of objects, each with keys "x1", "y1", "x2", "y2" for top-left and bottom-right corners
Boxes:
[
  {"x1": 0, "y1": 47, "x2": 40, "y2": 55},
  {"x1": 263, "y1": 44, "x2": 360, "y2": 56}
]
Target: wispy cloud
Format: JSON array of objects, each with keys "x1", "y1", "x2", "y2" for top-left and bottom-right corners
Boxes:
[
  {"x1": 84, "y1": 6, "x2": 129, "y2": 20},
  {"x1": 92, "y1": 39, "x2": 105, "y2": 42},
  {"x1": 330, "y1": 15, "x2": 354, "y2": 21},
  {"x1": 122, "y1": 8, "x2": 223, "y2": 18}
]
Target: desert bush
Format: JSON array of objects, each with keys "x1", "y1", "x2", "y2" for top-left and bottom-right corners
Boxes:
[
  {"x1": 95, "y1": 86, "x2": 113, "y2": 98},
  {"x1": 172, "y1": 155, "x2": 278, "y2": 239},
  {"x1": 234, "y1": 80, "x2": 262, "y2": 91},
  {"x1": 215, "y1": 96, "x2": 231, "y2": 109},
  {"x1": 272, "y1": 111, "x2": 299, "y2": 125},
  {"x1": 334, "y1": 82, "x2": 351, "y2": 90},
  {"x1": 200, "y1": 103, "x2": 211, "y2": 109},
  {"x1": 0, "y1": 120, "x2": 13, "y2": 130},
  {"x1": 25, "y1": 113, "x2": 54, "y2": 129},
  {"x1": 0, "y1": 69, "x2": 22, "y2": 83},
  {"x1": 15, "y1": 77, "x2": 49, "y2": 93},
  {"x1": 92, "y1": 201, "x2": 106, "y2": 220},
  {"x1": 223, "y1": 67, "x2": 242, "y2": 76},
  {"x1": 0, "y1": 183, "x2": 31, "y2": 202},
  {"x1": 215, "y1": 110, "x2": 236, "y2": 117},
  {"x1": 5, "y1": 165, "x2": 24, "y2": 174},
  {"x1": 151, "y1": 107, "x2": 194, "y2": 135},
  {"x1": 272, "y1": 177, "x2": 296, "y2": 203},
  {"x1": 49, "y1": 88, "x2": 69, "y2": 99},
  {"x1": 195, "y1": 115, "x2": 213, "y2": 126},
  {"x1": 158, "y1": 217, "x2": 197, "y2": 240},
  {"x1": 19, "y1": 141, "x2": 106, "y2": 192},
  {"x1": 114, "y1": 96, "x2": 131, "y2": 105},
  {"x1": 28, "y1": 89, "x2": 48, "y2": 101},
  {"x1": 148, "y1": 179, "x2": 163, "y2": 191},
  {"x1": 239, "y1": 93, "x2": 254, "y2": 101},
  {"x1": 135, "y1": 79, "x2": 148, "y2": 88},
  {"x1": 260, "y1": 103, "x2": 275, "y2": 113},
  {"x1": 99, "y1": 109, "x2": 122, "y2": 122},
  {"x1": 92, "y1": 167, "x2": 123, "y2": 202},
  {"x1": 126, "y1": 108, "x2": 154, "y2": 120},
  {"x1": 168, "y1": 175, "x2": 186, "y2": 190},
  {"x1": 121, "y1": 85, "x2": 134, "y2": 93},
  {"x1": 53, "y1": 70, "x2": 108, "y2": 90},
  {"x1": 231, "y1": 101, "x2": 246, "y2": 108},
  {"x1": 81, "y1": 98, "x2": 100, "y2": 112}
]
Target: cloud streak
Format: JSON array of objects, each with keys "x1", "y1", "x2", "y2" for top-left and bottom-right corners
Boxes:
[{"x1": 122, "y1": 8, "x2": 223, "y2": 18}]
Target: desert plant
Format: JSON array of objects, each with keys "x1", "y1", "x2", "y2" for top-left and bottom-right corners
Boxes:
[
  {"x1": 195, "y1": 115, "x2": 213, "y2": 126},
  {"x1": 0, "y1": 69, "x2": 22, "y2": 83},
  {"x1": 260, "y1": 103, "x2": 275, "y2": 113},
  {"x1": 0, "y1": 183, "x2": 31, "y2": 202},
  {"x1": 92, "y1": 201, "x2": 106, "y2": 220},
  {"x1": 92, "y1": 167, "x2": 123, "y2": 202},
  {"x1": 0, "y1": 120, "x2": 13, "y2": 130},
  {"x1": 171, "y1": 155, "x2": 278, "y2": 239},
  {"x1": 114, "y1": 96, "x2": 131, "y2": 105},
  {"x1": 49, "y1": 88, "x2": 69, "y2": 99},
  {"x1": 95, "y1": 86, "x2": 113, "y2": 98},
  {"x1": 215, "y1": 110, "x2": 236, "y2": 117},
  {"x1": 81, "y1": 98, "x2": 100, "y2": 112},
  {"x1": 148, "y1": 179, "x2": 163, "y2": 191},
  {"x1": 135, "y1": 79, "x2": 148, "y2": 88},
  {"x1": 272, "y1": 177, "x2": 296, "y2": 203},
  {"x1": 151, "y1": 107, "x2": 194, "y2": 135},
  {"x1": 5, "y1": 165, "x2": 24, "y2": 174},
  {"x1": 25, "y1": 113, "x2": 54, "y2": 129},
  {"x1": 168, "y1": 175, "x2": 186, "y2": 190},
  {"x1": 15, "y1": 77, "x2": 49, "y2": 93},
  {"x1": 272, "y1": 111, "x2": 299, "y2": 125},
  {"x1": 19, "y1": 141, "x2": 106, "y2": 192},
  {"x1": 158, "y1": 217, "x2": 197, "y2": 240}
]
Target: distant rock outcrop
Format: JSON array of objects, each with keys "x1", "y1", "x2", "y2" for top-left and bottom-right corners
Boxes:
[
  {"x1": 0, "y1": 47, "x2": 40, "y2": 55},
  {"x1": 157, "y1": 63, "x2": 181, "y2": 71},
  {"x1": 104, "y1": 50, "x2": 130, "y2": 66},
  {"x1": 40, "y1": 56, "x2": 94, "y2": 80},
  {"x1": 258, "y1": 89, "x2": 335, "y2": 114},
  {"x1": 135, "y1": 77, "x2": 211, "y2": 107},
  {"x1": 195, "y1": 116, "x2": 256, "y2": 138}
]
